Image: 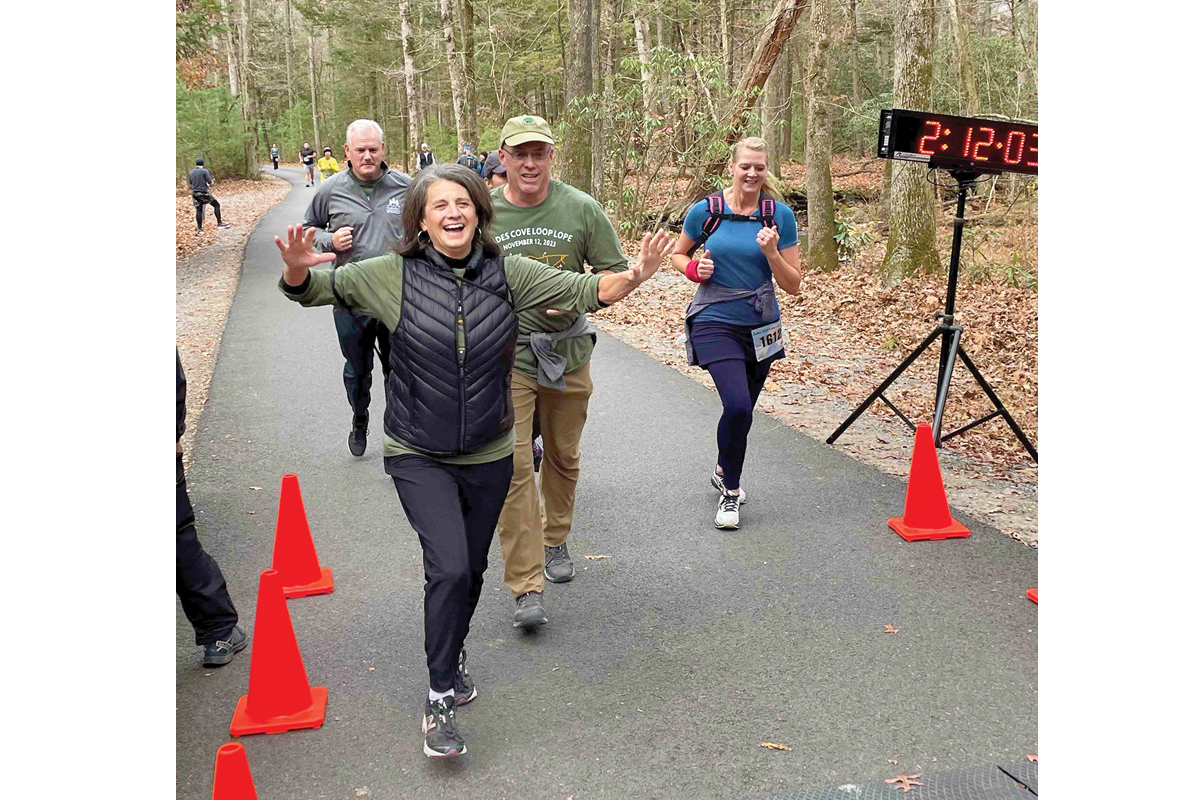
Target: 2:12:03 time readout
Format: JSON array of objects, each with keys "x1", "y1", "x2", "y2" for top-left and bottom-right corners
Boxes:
[{"x1": 916, "y1": 120, "x2": 1037, "y2": 169}]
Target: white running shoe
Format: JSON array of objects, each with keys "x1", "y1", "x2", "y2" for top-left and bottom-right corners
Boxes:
[
  {"x1": 714, "y1": 490, "x2": 743, "y2": 529},
  {"x1": 710, "y1": 470, "x2": 747, "y2": 504}
]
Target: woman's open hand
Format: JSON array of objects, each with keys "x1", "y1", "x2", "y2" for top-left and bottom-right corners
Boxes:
[
  {"x1": 275, "y1": 224, "x2": 336, "y2": 284},
  {"x1": 630, "y1": 229, "x2": 675, "y2": 283}
]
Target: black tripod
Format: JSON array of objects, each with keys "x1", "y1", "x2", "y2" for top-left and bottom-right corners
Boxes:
[{"x1": 826, "y1": 168, "x2": 1037, "y2": 463}]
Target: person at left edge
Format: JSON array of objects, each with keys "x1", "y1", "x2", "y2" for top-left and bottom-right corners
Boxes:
[
  {"x1": 301, "y1": 119, "x2": 411, "y2": 456},
  {"x1": 276, "y1": 163, "x2": 672, "y2": 758},
  {"x1": 317, "y1": 146, "x2": 341, "y2": 182}
]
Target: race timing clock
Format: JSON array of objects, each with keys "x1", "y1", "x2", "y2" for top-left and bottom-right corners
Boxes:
[{"x1": 877, "y1": 108, "x2": 1038, "y2": 175}]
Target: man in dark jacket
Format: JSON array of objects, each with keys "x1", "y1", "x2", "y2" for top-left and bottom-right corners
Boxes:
[
  {"x1": 177, "y1": 350, "x2": 246, "y2": 666},
  {"x1": 418, "y1": 142, "x2": 436, "y2": 171},
  {"x1": 302, "y1": 119, "x2": 412, "y2": 456},
  {"x1": 188, "y1": 158, "x2": 233, "y2": 235},
  {"x1": 455, "y1": 145, "x2": 482, "y2": 176}
]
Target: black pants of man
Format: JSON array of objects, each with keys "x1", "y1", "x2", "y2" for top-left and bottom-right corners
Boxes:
[
  {"x1": 192, "y1": 192, "x2": 223, "y2": 231},
  {"x1": 177, "y1": 454, "x2": 239, "y2": 645},
  {"x1": 387, "y1": 454, "x2": 514, "y2": 691},
  {"x1": 333, "y1": 308, "x2": 391, "y2": 417}
]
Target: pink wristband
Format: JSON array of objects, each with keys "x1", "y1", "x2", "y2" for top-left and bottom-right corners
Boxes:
[{"x1": 685, "y1": 259, "x2": 703, "y2": 283}]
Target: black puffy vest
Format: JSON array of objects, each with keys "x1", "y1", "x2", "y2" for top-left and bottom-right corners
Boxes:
[{"x1": 384, "y1": 246, "x2": 517, "y2": 456}]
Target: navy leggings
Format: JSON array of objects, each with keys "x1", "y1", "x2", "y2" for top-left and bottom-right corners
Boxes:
[{"x1": 707, "y1": 357, "x2": 774, "y2": 491}]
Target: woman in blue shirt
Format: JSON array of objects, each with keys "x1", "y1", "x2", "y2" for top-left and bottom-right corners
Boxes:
[{"x1": 670, "y1": 137, "x2": 804, "y2": 530}]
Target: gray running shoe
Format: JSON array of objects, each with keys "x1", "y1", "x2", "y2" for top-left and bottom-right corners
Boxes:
[
  {"x1": 710, "y1": 469, "x2": 747, "y2": 504},
  {"x1": 454, "y1": 648, "x2": 477, "y2": 706},
  {"x1": 422, "y1": 696, "x2": 465, "y2": 758},
  {"x1": 348, "y1": 413, "x2": 368, "y2": 457},
  {"x1": 513, "y1": 590, "x2": 548, "y2": 629},
  {"x1": 203, "y1": 625, "x2": 248, "y2": 667},
  {"x1": 714, "y1": 490, "x2": 742, "y2": 530},
  {"x1": 543, "y1": 544, "x2": 576, "y2": 583}
]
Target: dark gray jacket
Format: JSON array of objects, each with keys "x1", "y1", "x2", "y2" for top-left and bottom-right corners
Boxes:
[
  {"x1": 302, "y1": 164, "x2": 412, "y2": 268},
  {"x1": 188, "y1": 167, "x2": 213, "y2": 193}
]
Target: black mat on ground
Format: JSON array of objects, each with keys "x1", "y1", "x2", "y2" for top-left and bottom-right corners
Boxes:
[{"x1": 731, "y1": 762, "x2": 1037, "y2": 799}]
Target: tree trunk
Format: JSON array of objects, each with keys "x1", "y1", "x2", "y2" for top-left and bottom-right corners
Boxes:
[
  {"x1": 284, "y1": 0, "x2": 296, "y2": 105},
  {"x1": 762, "y1": 52, "x2": 786, "y2": 173},
  {"x1": 849, "y1": 0, "x2": 860, "y2": 107},
  {"x1": 592, "y1": 0, "x2": 612, "y2": 202},
  {"x1": 947, "y1": 0, "x2": 980, "y2": 114},
  {"x1": 308, "y1": 30, "x2": 319, "y2": 146},
  {"x1": 792, "y1": 20, "x2": 805, "y2": 158},
  {"x1": 632, "y1": 4, "x2": 654, "y2": 118},
  {"x1": 439, "y1": 0, "x2": 468, "y2": 152},
  {"x1": 805, "y1": 0, "x2": 836, "y2": 272},
  {"x1": 782, "y1": 42, "x2": 793, "y2": 160},
  {"x1": 682, "y1": 0, "x2": 808, "y2": 203},
  {"x1": 237, "y1": 0, "x2": 259, "y2": 177},
  {"x1": 461, "y1": 0, "x2": 477, "y2": 146},
  {"x1": 879, "y1": 0, "x2": 941, "y2": 285},
  {"x1": 400, "y1": 0, "x2": 420, "y2": 172},
  {"x1": 562, "y1": 0, "x2": 591, "y2": 191},
  {"x1": 222, "y1": 0, "x2": 239, "y2": 96}
]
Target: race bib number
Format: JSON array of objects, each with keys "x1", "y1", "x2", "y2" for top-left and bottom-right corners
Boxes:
[{"x1": 751, "y1": 321, "x2": 784, "y2": 362}]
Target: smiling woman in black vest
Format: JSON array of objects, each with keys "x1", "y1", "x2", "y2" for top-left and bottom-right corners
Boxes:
[{"x1": 276, "y1": 164, "x2": 672, "y2": 760}]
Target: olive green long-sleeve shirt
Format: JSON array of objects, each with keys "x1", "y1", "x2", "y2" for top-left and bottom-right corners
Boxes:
[{"x1": 280, "y1": 251, "x2": 604, "y2": 464}]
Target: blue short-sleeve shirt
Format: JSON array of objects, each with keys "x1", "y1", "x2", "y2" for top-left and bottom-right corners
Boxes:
[{"x1": 683, "y1": 196, "x2": 799, "y2": 326}]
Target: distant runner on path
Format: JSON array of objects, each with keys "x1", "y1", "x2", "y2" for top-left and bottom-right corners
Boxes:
[
  {"x1": 270, "y1": 143, "x2": 280, "y2": 169},
  {"x1": 317, "y1": 146, "x2": 340, "y2": 182},
  {"x1": 418, "y1": 142, "x2": 436, "y2": 171},
  {"x1": 187, "y1": 158, "x2": 232, "y2": 235},
  {"x1": 300, "y1": 142, "x2": 317, "y2": 186},
  {"x1": 301, "y1": 119, "x2": 411, "y2": 456}
]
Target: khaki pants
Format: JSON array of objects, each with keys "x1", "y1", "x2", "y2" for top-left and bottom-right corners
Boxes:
[{"x1": 496, "y1": 361, "x2": 593, "y2": 597}]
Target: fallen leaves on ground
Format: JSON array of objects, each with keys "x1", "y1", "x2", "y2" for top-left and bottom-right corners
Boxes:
[
  {"x1": 888, "y1": 759, "x2": 899, "y2": 765},
  {"x1": 884, "y1": 624, "x2": 900, "y2": 634},
  {"x1": 885, "y1": 773, "x2": 924, "y2": 792},
  {"x1": 176, "y1": 177, "x2": 291, "y2": 262},
  {"x1": 1028, "y1": 754, "x2": 1038, "y2": 763},
  {"x1": 584, "y1": 554, "x2": 612, "y2": 560},
  {"x1": 760, "y1": 742, "x2": 792, "y2": 751}
]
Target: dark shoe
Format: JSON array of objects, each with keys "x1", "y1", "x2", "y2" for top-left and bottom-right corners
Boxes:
[
  {"x1": 348, "y1": 413, "x2": 368, "y2": 457},
  {"x1": 203, "y1": 625, "x2": 248, "y2": 667},
  {"x1": 710, "y1": 468, "x2": 747, "y2": 504},
  {"x1": 532, "y1": 438, "x2": 543, "y2": 472},
  {"x1": 217, "y1": 221, "x2": 233, "y2": 229},
  {"x1": 422, "y1": 696, "x2": 465, "y2": 758},
  {"x1": 513, "y1": 590, "x2": 548, "y2": 629},
  {"x1": 454, "y1": 648, "x2": 477, "y2": 706},
  {"x1": 543, "y1": 543, "x2": 576, "y2": 583}
]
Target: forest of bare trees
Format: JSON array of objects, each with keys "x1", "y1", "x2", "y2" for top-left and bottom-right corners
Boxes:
[{"x1": 177, "y1": 0, "x2": 1037, "y2": 283}]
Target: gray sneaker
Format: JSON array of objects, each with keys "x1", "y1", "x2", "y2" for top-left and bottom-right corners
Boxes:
[
  {"x1": 710, "y1": 469, "x2": 747, "y2": 504},
  {"x1": 543, "y1": 544, "x2": 576, "y2": 583},
  {"x1": 454, "y1": 648, "x2": 477, "y2": 706},
  {"x1": 513, "y1": 590, "x2": 548, "y2": 629},
  {"x1": 203, "y1": 625, "x2": 248, "y2": 667}
]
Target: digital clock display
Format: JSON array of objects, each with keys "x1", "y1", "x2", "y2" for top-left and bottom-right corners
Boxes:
[{"x1": 878, "y1": 109, "x2": 1038, "y2": 175}]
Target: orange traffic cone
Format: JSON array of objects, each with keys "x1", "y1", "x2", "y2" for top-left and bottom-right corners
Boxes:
[
  {"x1": 888, "y1": 424, "x2": 971, "y2": 542},
  {"x1": 1026, "y1": 587, "x2": 1038, "y2": 603},
  {"x1": 230, "y1": 569, "x2": 328, "y2": 736},
  {"x1": 212, "y1": 742, "x2": 259, "y2": 799},
  {"x1": 271, "y1": 474, "x2": 333, "y2": 598}
]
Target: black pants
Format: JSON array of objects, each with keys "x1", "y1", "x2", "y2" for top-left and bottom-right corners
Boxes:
[
  {"x1": 388, "y1": 454, "x2": 514, "y2": 691},
  {"x1": 191, "y1": 192, "x2": 222, "y2": 230},
  {"x1": 177, "y1": 454, "x2": 238, "y2": 645},
  {"x1": 333, "y1": 307, "x2": 391, "y2": 417},
  {"x1": 707, "y1": 357, "x2": 774, "y2": 491},
  {"x1": 272, "y1": 157, "x2": 279, "y2": 169}
]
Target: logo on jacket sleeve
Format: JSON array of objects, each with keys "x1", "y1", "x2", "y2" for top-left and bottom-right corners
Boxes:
[{"x1": 386, "y1": 197, "x2": 403, "y2": 215}]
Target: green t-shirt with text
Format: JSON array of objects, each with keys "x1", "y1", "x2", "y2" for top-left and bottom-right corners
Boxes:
[{"x1": 489, "y1": 180, "x2": 628, "y2": 379}]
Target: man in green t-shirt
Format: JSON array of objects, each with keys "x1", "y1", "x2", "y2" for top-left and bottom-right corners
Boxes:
[{"x1": 490, "y1": 114, "x2": 629, "y2": 630}]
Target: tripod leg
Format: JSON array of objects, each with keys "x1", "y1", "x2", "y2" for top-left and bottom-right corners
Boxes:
[
  {"x1": 827, "y1": 326, "x2": 941, "y2": 445},
  {"x1": 956, "y1": 346, "x2": 1039, "y2": 462},
  {"x1": 931, "y1": 327, "x2": 964, "y2": 447}
]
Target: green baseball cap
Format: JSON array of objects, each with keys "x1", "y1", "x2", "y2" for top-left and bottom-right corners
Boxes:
[{"x1": 500, "y1": 114, "x2": 554, "y2": 147}]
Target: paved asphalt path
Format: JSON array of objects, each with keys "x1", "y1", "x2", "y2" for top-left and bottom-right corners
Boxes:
[{"x1": 177, "y1": 167, "x2": 1037, "y2": 799}]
